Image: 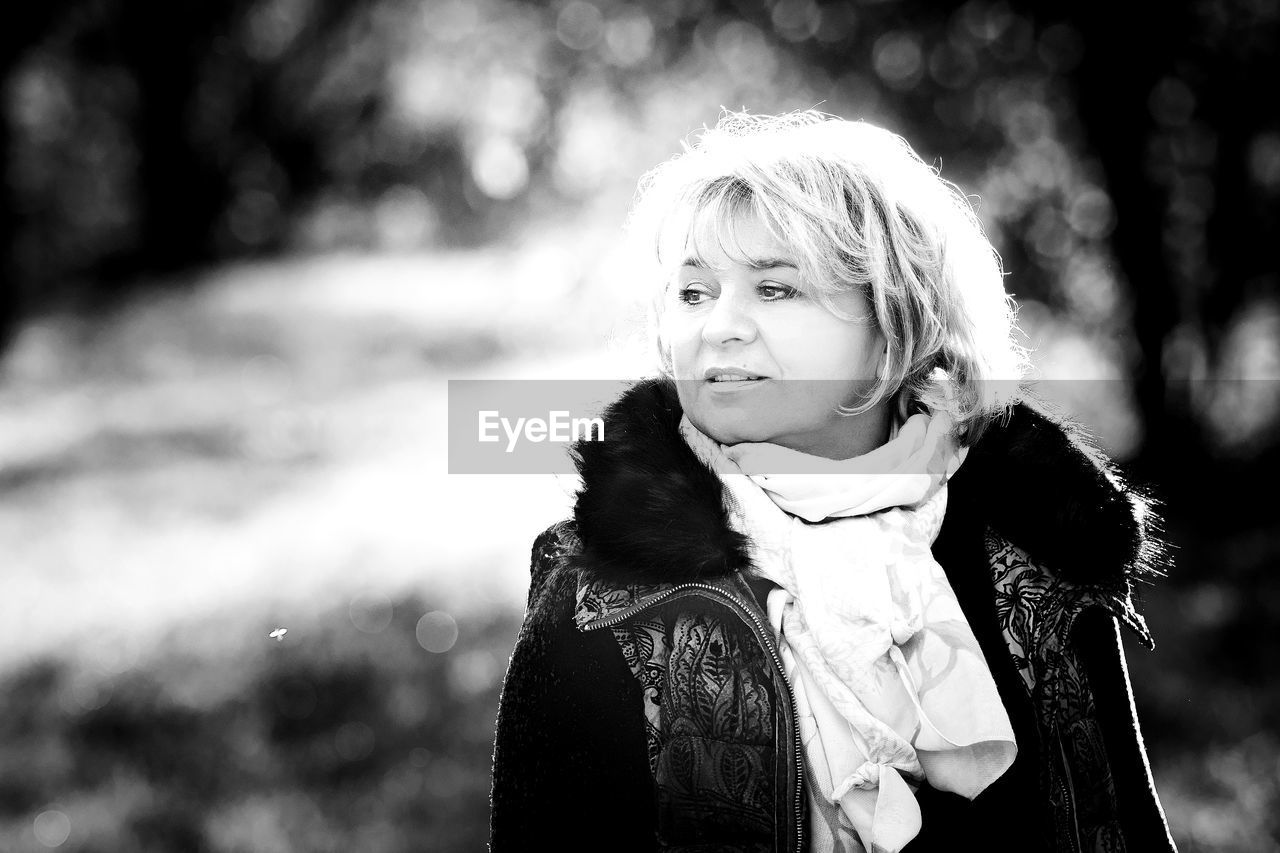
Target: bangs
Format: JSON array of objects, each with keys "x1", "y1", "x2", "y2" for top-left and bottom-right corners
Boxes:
[{"x1": 656, "y1": 179, "x2": 784, "y2": 272}]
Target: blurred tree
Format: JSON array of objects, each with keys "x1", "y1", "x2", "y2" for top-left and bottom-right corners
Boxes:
[
  {"x1": 1041, "y1": 0, "x2": 1280, "y2": 484},
  {"x1": 107, "y1": 0, "x2": 260, "y2": 274},
  {"x1": 0, "y1": 0, "x2": 428, "y2": 342},
  {"x1": 0, "y1": 0, "x2": 78, "y2": 344}
]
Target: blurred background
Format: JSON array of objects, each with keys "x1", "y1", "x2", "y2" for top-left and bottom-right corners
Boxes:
[{"x1": 1, "y1": 0, "x2": 1277, "y2": 850}]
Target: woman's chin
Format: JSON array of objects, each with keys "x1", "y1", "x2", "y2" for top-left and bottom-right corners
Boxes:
[{"x1": 687, "y1": 410, "x2": 774, "y2": 446}]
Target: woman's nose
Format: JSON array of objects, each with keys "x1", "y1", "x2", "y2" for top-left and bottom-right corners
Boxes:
[{"x1": 701, "y1": 290, "x2": 759, "y2": 346}]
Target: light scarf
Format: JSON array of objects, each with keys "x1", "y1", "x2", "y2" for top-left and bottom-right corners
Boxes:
[{"x1": 678, "y1": 411, "x2": 1017, "y2": 853}]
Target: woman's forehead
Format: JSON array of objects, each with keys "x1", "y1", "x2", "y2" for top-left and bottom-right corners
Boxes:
[{"x1": 665, "y1": 202, "x2": 798, "y2": 270}]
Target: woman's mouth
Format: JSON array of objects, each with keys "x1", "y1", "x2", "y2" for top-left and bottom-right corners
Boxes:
[
  {"x1": 707, "y1": 375, "x2": 764, "y2": 383},
  {"x1": 703, "y1": 367, "x2": 767, "y2": 383},
  {"x1": 700, "y1": 368, "x2": 769, "y2": 393}
]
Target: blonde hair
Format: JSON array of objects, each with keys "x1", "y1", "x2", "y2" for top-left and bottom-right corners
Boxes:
[{"x1": 628, "y1": 109, "x2": 1029, "y2": 444}]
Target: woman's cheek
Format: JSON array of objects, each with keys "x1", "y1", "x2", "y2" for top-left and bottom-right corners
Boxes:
[{"x1": 665, "y1": 317, "x2": 703, "y2": 365}]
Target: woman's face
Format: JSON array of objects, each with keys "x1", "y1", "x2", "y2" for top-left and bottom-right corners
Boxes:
[{"x1": 661, "y1": 211, "x2": 890, "y2": 458}]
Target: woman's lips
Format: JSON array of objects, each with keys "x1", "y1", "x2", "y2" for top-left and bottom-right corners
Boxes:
[
  {"x1": 703, "y1": 367, "x2": 766, "y2": 381},
  {"x1": 704, "y1": 377, "x2": 767, "y2": 392}
]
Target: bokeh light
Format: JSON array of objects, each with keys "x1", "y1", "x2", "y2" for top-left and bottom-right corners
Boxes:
[
  {"x1": 33, "y1": 810, "x2": 71, "y2": 848},
  {"x1": 416, "y1": 612, "x2": 459, "y2": 654}
]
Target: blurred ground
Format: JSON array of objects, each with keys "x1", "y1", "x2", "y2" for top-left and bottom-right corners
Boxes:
[
  {"x1": 0, "y1": 235, "x2": 644, "y2": 851},
  {"x1": 0, "y1": 226, "x2": 652, "y2": 670}
]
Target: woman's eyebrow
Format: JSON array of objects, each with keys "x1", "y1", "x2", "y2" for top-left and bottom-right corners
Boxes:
[
  {"x1": 744, "y1": 257, "x2": 799, "y2": 271},
  {"x1": 678, "y1": 256, "x2": 799, "y2": 270}
]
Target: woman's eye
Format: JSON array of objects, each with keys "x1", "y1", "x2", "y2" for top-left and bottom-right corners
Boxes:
[
  {"x1": 677, "y1": 285, "x2": 709, "y2": 305},
  {"x1": 759, "y1": 283, "x2": 800, "y2": 300}
]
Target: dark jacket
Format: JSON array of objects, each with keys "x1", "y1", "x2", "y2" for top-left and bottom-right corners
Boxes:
[{"x1": 490, "y1": 378, "x2": 1177, "y2": 852}]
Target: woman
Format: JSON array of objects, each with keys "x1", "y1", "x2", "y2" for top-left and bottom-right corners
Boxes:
[{"x1": 490, "y1": 111, "x2": 1176, "y2": 852}]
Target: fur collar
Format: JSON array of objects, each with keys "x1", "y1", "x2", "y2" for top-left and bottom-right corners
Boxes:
[{"x1": 568, "y1": 377, "x2": 1159, "y2": 589}]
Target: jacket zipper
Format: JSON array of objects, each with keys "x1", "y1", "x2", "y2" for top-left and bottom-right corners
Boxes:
[
  {"x1": 581, "y1": 579, "x2": 806, "y2": 853},
  {"x1": 1056, "y1": 732, "x2": 1082, "y2": 853}
]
